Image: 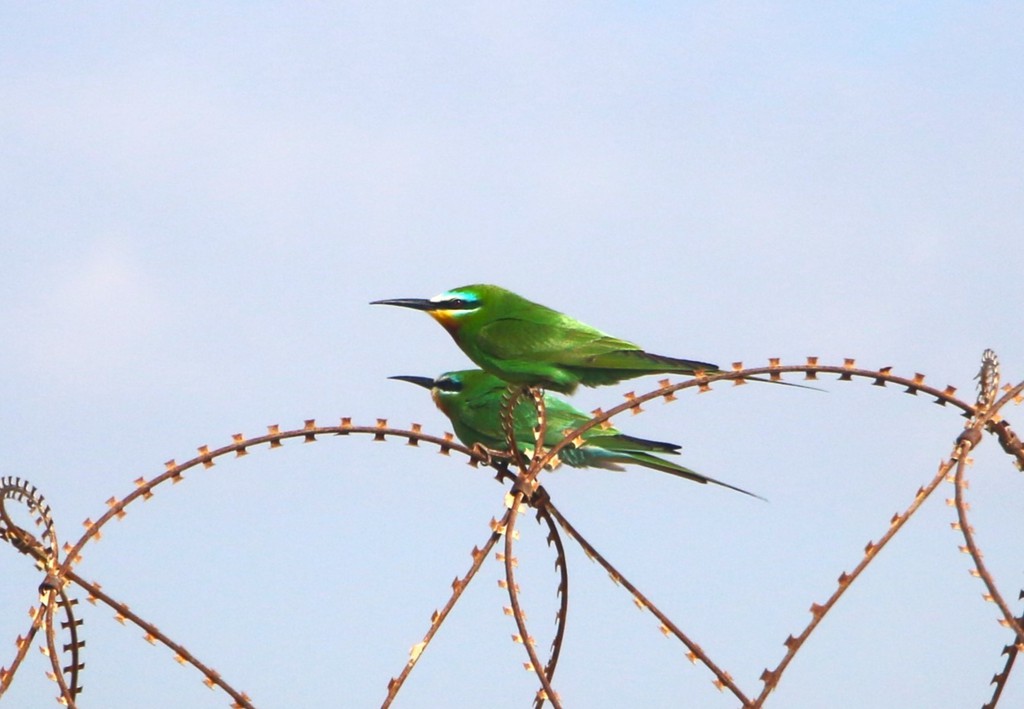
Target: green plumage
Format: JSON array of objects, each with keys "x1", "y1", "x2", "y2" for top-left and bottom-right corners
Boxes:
[
  {"x1": 373, "y1": 284, "x2": 719, "y2": 394},
  {"x1": 390, "y1": 369, "x2": 759, "y2": 497}
]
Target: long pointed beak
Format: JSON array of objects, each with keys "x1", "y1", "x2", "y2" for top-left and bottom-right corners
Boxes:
[
  {"x1": 388, "y1": 375, "x2": 436, "y2": 390},
  {"x1": 370, "y1": 297, "x2": 441, "y2": 311}
]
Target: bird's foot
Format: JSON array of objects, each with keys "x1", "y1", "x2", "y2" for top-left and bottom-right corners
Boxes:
[
  {"x1": 470, "y1": 443, "x2": 509, "y2": 467},
  {"x1": 469, "y1": 442, "x2": 492, "y2": 465}
]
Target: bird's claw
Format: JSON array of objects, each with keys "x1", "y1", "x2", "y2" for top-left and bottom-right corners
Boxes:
[
  {"x1": 471, "y1": 443, "x2": 510, "y2": 467},
  {"x1": 469, "y1": 442, "x2": 492, "y2": 465}
]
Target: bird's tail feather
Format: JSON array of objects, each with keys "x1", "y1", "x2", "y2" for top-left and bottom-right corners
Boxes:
[
  {"x1": 624, "y1": 451, "x2": 765, "y2": 499},
  {"x1": 586, "y1": 433, "x2": 681, "y2": 455},
  {"x1": 561, "y1": 445, "x2": 764, "y2": 499}
]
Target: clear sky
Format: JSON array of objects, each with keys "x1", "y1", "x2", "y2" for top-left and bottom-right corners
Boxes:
[{"x1": 2, "y1": 4, "x2": 1023, "y2": 708}]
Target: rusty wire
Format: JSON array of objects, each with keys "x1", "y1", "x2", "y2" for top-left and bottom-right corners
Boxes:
[
  {"x1": 530, "y1": 499, "x2": 569, "y2": 709},
  {"x1": 382, "y1": 461, "x2": 512, "y2": 708},
  {"x1": 1, "y1": 355, "x2": 1021, "y2": 707},
  {"x1": 952, "y1": 380, "x2": 1024, "y2": 647},
  {"x1": 983, "y1": 591, "x2": 1024, "y2": 709}
]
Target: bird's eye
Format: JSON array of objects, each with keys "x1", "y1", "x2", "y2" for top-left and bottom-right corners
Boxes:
[{"x1": 445, "y1": 297, "x2": 477, "y2": 310}]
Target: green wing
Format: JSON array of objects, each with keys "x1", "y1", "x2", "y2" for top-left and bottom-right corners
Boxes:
[
  {"x1": 450, "y1": 382, "x2": 576, "y2": 450},
  {"x1": 583, "y1": 432, "x2": 681, "y2": 455},
  {"x1": 475, "y1": 316, "x2": 717, "y2": 386},
  {"x1": 475, "y1": 316, "x2": 641, "y2": 365},
  {"x1": 449, "y1": 388, "x2": 512, "y2": 449},
  {"x1": 535, "y1": 395, "x2": 598, "y2": 447},
  {"x1": 572, "y1": 348, "x2": 718, "y2": 373},
  {"x1": 453, "y1": 383, "x2": 601, "y2": 452}
]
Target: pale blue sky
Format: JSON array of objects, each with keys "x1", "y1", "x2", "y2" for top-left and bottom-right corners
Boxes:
[{"x1": 2, "y1": 4, "x2": 1023, "y2": 707}]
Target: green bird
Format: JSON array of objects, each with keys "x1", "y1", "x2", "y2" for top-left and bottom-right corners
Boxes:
[
  {"x1": 390, "y1": 368, "x2": 761, "y2": 498},
  {"x1": 372, "y1": 284, "x2": 728, "y2": 395}
]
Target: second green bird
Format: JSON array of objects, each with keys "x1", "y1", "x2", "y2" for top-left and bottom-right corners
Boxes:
[{"x1": 391, "y1": 369, "x2": 760, "y2": 498}]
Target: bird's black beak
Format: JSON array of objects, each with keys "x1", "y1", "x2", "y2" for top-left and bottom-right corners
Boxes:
[
  {"x1": 388, "y1": 375, "x2": 436, "y2": 390},
  {"x1": 370, "y1": 297, "x2": 442, "y2": 311}
]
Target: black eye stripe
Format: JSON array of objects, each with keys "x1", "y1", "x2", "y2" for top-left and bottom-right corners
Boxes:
[{"x1": 435, "y1": 378, "x2": 463, "y2": 392}]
